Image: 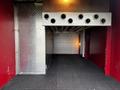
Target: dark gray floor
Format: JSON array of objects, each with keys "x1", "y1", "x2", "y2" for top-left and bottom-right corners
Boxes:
[{"x1": 2, "y1": 55, "x2": 120, "y2": 90}]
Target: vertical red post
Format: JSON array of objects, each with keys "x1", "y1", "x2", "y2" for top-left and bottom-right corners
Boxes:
[{"x1": 105, "y1": 27, "x2": 112, "y2": 76}]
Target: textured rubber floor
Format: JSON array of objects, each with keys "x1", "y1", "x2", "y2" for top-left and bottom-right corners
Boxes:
[{"x1": 2, "y1": 55, "x2": 120, "y2": 90}]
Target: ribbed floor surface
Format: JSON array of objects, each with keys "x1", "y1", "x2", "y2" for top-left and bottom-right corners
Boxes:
[{"x1": 2, "y1": 55, "x2": 120, "y2": 90}]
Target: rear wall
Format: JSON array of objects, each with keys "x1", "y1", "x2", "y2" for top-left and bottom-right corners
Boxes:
[{"x1": 54, "y1": 32, "x2": 79, "y2": 54}]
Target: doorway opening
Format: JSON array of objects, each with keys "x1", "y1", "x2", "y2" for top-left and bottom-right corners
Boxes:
[
  {"x1": 45, "y1": 26, "x2": 107, "y2": 72},
  {"x1": 46, "y1": 26, "x2": 83, "y2": 69}
]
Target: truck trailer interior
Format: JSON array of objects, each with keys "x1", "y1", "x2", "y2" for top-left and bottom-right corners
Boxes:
[{"x1": 1, "y1": 0, "x2": 120, "y2": 90}]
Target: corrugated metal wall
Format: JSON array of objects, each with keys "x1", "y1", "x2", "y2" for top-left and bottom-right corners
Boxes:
[
  {"x1": 85, "y1": 27, "x2": 107, "y2": 69},
  {"x1": 106, "y1": 0, "x2": 120, "y2": 82}
]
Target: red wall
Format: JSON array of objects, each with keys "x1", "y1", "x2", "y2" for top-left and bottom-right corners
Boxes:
[
  {"x1": 0, "y1": 0, "x2": 15, "y2": 88},
  {"x1": 85, "y1": 0, "x2": 120, "y2": 82},
  {"x1": 106, "y1": 0, "x2": 120, "y2": 82},
  {"x1": 85, "y1": 27, "x2": 107, "y2": 69}
]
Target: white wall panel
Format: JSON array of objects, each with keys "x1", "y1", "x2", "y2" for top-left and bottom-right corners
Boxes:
[
  {"x1": 14, "y1": 6, "x2": 20, "y2": 75},
  {"x1": 80, "y1": 30, "x2": 85, "y2": 57},
  {"x1": 54, "y1": 32, "x2": 79, "y2": 54},
  {"x1": 43, "y1": 12, "x2": 112, "y2": 26},
  {"x1": 16, "y1": 4, "x2": 46, "y2": 75}
]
